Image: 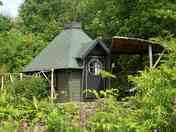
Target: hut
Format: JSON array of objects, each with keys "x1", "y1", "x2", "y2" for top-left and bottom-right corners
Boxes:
[
  {"x1": 24, "y1": 21, "x2": 164, "y2": 102},
  {"x1": 23, "y1": 22, "x2": 111, "y2": 102}
]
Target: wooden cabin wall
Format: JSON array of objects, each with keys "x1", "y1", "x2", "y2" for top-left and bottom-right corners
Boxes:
[
  {"x1": 55, "y1": 70, "x2": 70, "y2": 102},
  {"x1": 55, "y1": 69, "x2": 82, "y2": 102},
  {"x1": 68, "y1": 70, "x2": 82, "y2": 101}
]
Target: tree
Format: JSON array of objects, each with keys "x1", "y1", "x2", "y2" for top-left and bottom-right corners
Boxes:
[
  {"x1": 19, "y1": 0, "x2": 85, "y2": 41},
  {"x1": 0, "y1": 1, "x2": 3, "y2": 6},
  {"x1": 0, "y1": 15, "x2": 13, "y2": 32},
  {"x1": 81, "y1": 0, "x2": 176, "y2": 39},
  {"x1": 0, "y1": 29, "x2": 46, "y2": 72},
  {"x1": 19, "y1": 0, "x2": 176, "y2": 43}
]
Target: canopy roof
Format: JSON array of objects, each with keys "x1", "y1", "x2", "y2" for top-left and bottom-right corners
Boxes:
[{"x1": 111, "y1": 36, "x2": 164, "y2": 54}]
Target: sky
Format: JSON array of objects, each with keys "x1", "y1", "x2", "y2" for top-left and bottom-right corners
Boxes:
[{"x1": 0, "y1": 0, "x2": 24, "y2": 17}]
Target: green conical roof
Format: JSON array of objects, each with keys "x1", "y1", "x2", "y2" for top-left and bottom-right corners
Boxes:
[{"x1": 23, "y1": 22, "x2": 92, "y2": 72}]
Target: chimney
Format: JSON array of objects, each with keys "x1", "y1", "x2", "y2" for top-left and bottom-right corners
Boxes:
[{"x1": 64, "y1": 21, "x2": 81, "y2": 29}]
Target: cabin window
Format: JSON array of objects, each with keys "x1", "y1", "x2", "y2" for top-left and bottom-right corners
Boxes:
[{"x1": 88, "y1": 58, "x2": 103, "y2": 75}]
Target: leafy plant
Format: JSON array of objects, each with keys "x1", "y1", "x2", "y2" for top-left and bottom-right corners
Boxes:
[
  {"x1": 46, "y1": 106, "x2": 80, "y2": 132},
  {"x1": 7, "y1": 76, "x2": 48, "y2": 100}
]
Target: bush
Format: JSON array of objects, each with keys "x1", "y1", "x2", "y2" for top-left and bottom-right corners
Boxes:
[
  {"x1": 8, "y1": 76, "x2": 48, "y2": 100},
  {"x1": 46, "y1": 106, "x2": 80, "y2": 132},
  {"x1": 86, "y1": 66, "x2": 176, "y2": 131}
]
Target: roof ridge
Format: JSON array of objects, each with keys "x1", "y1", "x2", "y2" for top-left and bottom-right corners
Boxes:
[
  {"x1": 67, "y1": 29, "x2": 92, "y2": 68},
  {"x1": 67, "y1": 29, "x2": 74, "y2": 68}
]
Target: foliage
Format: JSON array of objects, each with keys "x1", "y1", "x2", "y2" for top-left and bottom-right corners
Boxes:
[
  {"x1": 19, "y1": 0, "x2": 85, "y2": 41},
  {"x1": 0, "y1": 88, "x2": 81, "y2": 132},
  {"x1": 0, "y1": 15, "x2": 13, "y2": 32},
  {"x1": 86, "y1": 70, "x2": 176, "y2": 131},
  {"x1": 6, "y1": 76, "x2": 49, "y2": 100},
  {"x1": 19, "y1": 0, "x2": 176, "y2": 43},
  {"x1": 98, "y1": 70, "x2": 116, "y2": 79},
  {"x1": 46, "y1": 105, "x2": 80, "y2": 132},
  {"x1": 111, "y1": 55, "x2": 145, "y2": 98},
  {"x1": 0, "y1": 0, "x2": 175, "y2": 72},
  {"x1": 0, "y1": 0, "x2": 176, "y2": 131},
  {"x1": 85, "y1": 38, "x2": 176, "y2": 131},
  {"x1": 0, "y1": 63, "x2": 176, "y2": 132},
  {"x1": 80, "y1": 0, "x2": 176, "y2": 40},
  {"x1": 0, "y1": 29, "x2": 46, "y2": 72}
]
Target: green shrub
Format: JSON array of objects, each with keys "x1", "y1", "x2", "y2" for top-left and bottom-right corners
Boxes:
[
  {"x1": 86, "y1": 65, "x2": 176, "y2": 131},
  {"x1": 46, "y1": 106, "x2": 80, "y2": 132},
  {"x1": 9, "y1": 76, "x2": 48, "y2": 100}
]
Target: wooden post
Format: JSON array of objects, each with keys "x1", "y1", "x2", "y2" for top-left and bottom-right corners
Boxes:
[
  {"x1": 85, "y1": 62, "x2": 88, "y2": 97},
  {"x1": 20, "y1": 73, "x2": 22, "y2": 80},
  {"x1": 81, "y1": 61, "x2": 85, "y2": 101},
  {"x1": 1, "y1": 76, "x2": 4, "y2": 91},
  {"x1": 148, "y1": 45, "x2": 153, "y2": 68},
  {"x1": 51, "y1": 68, "x2": 54, "y2": 103},
  {"x1": 10, "y1": 74, "x2": 16, "y2": 97}
]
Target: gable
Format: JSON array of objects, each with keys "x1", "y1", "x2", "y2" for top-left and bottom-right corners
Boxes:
[
  {"x1": 88, "y1": 43, "x2": 108, "y2": 56},
  {"x1": 77, "y1": 40, "x2": 110, "y2": 59}
]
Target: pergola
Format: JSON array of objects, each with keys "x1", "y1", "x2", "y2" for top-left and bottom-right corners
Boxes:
[{"x1": 111, "y1": 36, "x2": 165, "y2": 68}]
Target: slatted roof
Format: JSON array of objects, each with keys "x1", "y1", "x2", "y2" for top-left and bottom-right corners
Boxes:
[{"x1": 111, "y1": 36, "x2": 164, "y2": 54}]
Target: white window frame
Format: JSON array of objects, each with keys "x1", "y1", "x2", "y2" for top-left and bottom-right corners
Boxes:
[{"x1": 88, "y1": 57, "x2": 103, "y2": 75}]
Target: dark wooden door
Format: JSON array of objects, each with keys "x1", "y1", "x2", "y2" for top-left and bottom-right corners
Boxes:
[
  {"x1": 84, "y1": 57, "x2": 105, "y2": 99},
  {"x1": 87, "y1": 74, "x2": 102, "y2": 91}
]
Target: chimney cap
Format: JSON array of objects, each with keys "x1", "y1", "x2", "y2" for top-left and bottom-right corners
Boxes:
[{"x1": 64, "y1": 21, "x2": 81, "y2": 29}]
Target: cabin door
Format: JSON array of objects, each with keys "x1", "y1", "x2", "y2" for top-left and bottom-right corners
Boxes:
[{"x1": 85, "y1": 56, "x2": 105, "y2": 98}]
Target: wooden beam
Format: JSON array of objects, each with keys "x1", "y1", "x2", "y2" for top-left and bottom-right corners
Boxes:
[
  {"x1": 81, "y1": 61, "x2": 85, "y2": 101},
  {"x1": 153, "y1": 49, "x2": 166, "y2": 68},
  {"x1": 148, "y1": 45, "x2": 153, "y2": 68},
  {"x1": 51, "y1": 68, "x2": 54, "y2": 103},
  {"x1": 41, "y1": 71, "x2": 49, "y2": 82},
  {"x1": 85, "y1": 60, "x2": 88, "y2": 97},
  {"x1": 10, "y1": 74, "x2": 16, "y2": 96}
]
